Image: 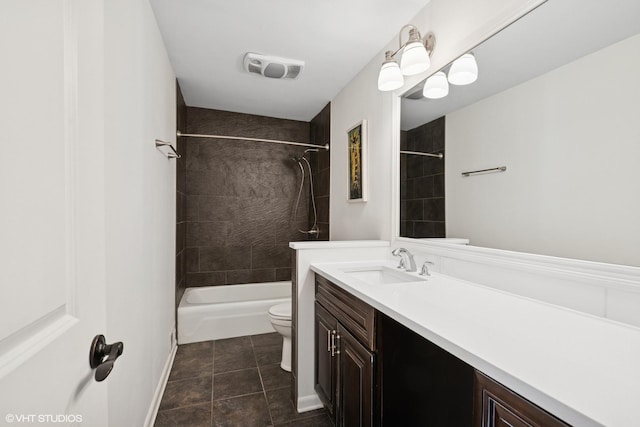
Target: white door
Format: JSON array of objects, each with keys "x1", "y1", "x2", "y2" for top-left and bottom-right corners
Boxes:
[{"x1": 0, "y1": 1, "x2": 110, "y2": 425}]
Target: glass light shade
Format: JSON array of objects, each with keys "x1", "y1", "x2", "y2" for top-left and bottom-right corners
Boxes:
[
  {"x1": 378, "y1": 61, "x2": 404, "y2": 91},
  {"x1": 423, "y1": 71, "x2": 449, "y2": 99},
  {"x1": 448, "y1": 53, "x2": 478, "y2": 85},
  {"x1": 400, "y1": 41, "x2": 430, "y2": 76}
]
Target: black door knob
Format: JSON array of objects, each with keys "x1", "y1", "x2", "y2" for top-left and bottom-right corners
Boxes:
[{"x1": 89, "y1": 334, "x2": 124, "y2": 382}]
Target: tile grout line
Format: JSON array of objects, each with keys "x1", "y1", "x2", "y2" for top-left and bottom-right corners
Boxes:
[
  {"x1": 213, "y1": 365, "x2": 261, "y2": 376},
  {"x1": 266, "y1": 386, "x2": 326, "y2": 424},
  {"x1": 157, "y1": 401, "x2": 212, "y2": 415},
  {"x1": 213, "y1": 390, "x2": 268, "y2": 404},
  {"x1": 165, "y1": 372, "x2": 212, "y2": 386},
  {"x1": 169, "y1": 334, "x2": 293, "y2": 427},
  {"x1": 252, "y1": 334, "x2": 277, "y2": 427}
]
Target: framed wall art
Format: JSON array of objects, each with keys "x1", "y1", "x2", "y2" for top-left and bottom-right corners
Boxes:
[{"x1": 347, "y1": 120, "x2": 367, "y2": 202}]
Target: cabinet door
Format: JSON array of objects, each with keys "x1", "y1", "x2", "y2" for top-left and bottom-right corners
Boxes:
[
  {"x1": 489, "y1": 399, "x2": 533, "y2": 427},
  {"x1": 315, "y1": 302, "x2": 338, "y2": 417},
  {"x1": 474, "y1": 371, "x2": 570, "y2": 427},
  {"x1": 338, "y1": 325, "x2": 374, "y2": 427}
]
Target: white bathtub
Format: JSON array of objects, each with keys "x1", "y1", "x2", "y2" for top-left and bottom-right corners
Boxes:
[{"x1": 177, "y1": 281, "x2": 292, "y2": 344}]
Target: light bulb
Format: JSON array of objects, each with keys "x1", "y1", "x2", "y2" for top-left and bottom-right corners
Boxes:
[
  {"x1": 378, "y1": 55, "x2": 404, "y2": 91},
  {"x1": 423, "y1": 71, "x2": 449, "y2": 99},
  {"x1": 400, "y1": 41, "x2": 430, "y2": 76},
  {"x1": 448, "y1": 53, "x2": 478, "y2": 85}
]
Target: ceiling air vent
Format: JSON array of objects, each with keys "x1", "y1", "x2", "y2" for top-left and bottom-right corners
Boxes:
[{"x1": 243, "y1": 52, "x2": 304, "y2": 80}]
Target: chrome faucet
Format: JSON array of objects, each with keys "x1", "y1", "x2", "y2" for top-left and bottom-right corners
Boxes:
[
  {"x1": 419, "y1": 260, "x2": 435, "y2": 276},
  {"x1": 391, "y1": 248, "x2": 417, "y2": 272}
]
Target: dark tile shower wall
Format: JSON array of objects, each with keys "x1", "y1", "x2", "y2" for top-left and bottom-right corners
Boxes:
[
  {"x1": 400, "y1": 116, "x2": 445, "y2": 238},
  {"x1": 183, "y1": 107, "x2": 313, "y2": 287},
  {"x1": 176, "y1": 82, "x2": 187, "y2": 307},
  {"x1": 309, "y1": 103, "x2": 331, "y2": 241}
]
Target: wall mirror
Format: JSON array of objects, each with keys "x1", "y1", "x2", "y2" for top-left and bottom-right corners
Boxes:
[{"x1": 398, "y1": 0, "x2": 640, "y2": 267}]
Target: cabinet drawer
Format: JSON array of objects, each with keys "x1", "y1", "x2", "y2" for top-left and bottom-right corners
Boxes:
[
  {"x1": 474, "y1": 371, "x2": 570, "y2": 427},
  {"x1": 315, "y1": 274, "x2": 376, "y2": 351}
]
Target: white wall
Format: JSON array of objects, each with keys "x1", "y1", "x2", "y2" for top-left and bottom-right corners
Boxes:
[
  {"x1": 329, "y1": 0, "x2": 545, "y2": 240},
  {"x1": 330, "y1": 65, "x2": 396, "y2": 240},
  {"x1": 446, "y1": 33, "x2": 640, "y2": 267},
  {"x1": 103, "y1": 0, "x2": 176, "y2": 425}
]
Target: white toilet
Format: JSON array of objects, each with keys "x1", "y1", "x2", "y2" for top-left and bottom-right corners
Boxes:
[{"x1": 268, "y1": 300, "x2": 292, "y2": 372}]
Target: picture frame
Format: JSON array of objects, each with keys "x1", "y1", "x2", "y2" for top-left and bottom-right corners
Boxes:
[{"x1": 347, "y1": 119, "x2": 368, "y2": 202}]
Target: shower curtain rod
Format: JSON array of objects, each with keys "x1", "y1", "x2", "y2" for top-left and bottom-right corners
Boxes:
[
  {"x1": 177, "y1": 131, "x2": 329, "y2": 150},
  {"x1": 400, "y1": 150, "x2": 443, "y2": 159}
]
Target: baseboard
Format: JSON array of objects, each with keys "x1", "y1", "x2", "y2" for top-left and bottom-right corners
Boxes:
[
  {"x1": 144, "y1": 342, "x2": 178, "y2": 427},
  {"x1": 297, "y1": 393, "x2": 324, "y2": 413}
]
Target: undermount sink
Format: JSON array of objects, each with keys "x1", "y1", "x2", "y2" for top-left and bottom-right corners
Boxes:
[{"x1": 341, "y1": 265, "x2": 426, "y2": 285}]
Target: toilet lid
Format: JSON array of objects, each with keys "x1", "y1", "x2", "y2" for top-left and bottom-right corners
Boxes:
[{"x1": 269, "y1": 302, "x2": 291, "y2": 319}]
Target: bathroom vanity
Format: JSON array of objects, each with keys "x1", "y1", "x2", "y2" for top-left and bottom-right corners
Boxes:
[
  {"x1": 313, "y1": 269, "x2": 570, "y2": 426},
  {"x1": 304, "y1": 256, "x2": 640, "y2": 427},
  {"x1": 314, "y1": 274, "x2": 377, "y2": 425}
]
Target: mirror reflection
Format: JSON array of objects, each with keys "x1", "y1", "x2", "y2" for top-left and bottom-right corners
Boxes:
[{"x1": 399, "y1": 0, "x2": 640, "y2": 267}]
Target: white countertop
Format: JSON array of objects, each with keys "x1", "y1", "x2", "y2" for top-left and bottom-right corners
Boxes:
[
  {"x1": 310, "y1": 260, "x2": 640, "y2": 427},
  {"x1": 290, "y1": 240, "x2": 389, "y2": 250}
]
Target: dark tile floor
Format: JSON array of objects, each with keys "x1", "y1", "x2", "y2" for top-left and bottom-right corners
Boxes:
[{"x1": 155, "y1": 333, "x2": 331, "y2": 427}]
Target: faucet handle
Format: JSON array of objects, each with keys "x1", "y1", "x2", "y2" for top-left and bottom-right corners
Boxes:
[
  {"x1": 391, "y1": 247, "x2": 417, "y2": 272},
  {"x1": 419, "y1": 261, "x2": 435, "y2": 276},
  {"x1": 392, "y1": 247, "x2": 405, "y2": 269}
]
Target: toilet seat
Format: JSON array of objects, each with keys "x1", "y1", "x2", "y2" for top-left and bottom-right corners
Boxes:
[{"x1": 269, "y1": 302, "x2": 291, "y2": 320}]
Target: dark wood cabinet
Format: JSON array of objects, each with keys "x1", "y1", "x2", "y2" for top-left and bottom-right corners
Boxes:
[
  {"x1": 315, "y1": 302, "x2": 338, "y2": 417},
  {"x1": 315, "y1": 275, "x2": 376, "y2": 350},
  {"x1": 338, "y1": 324, "x2": 374, "y2": 427},
  {"x1": 315, "y1": 276, "x2": 376, "y2": 427},
  {"x1": 314, "y1": 273, "x2": 570, "y2": 427},
  {"x1": 474, "y1": 371, "x2": 570, "y2": 427},
  {"x1": 378, "y1": 313, "x2": 473, "y2": 426}
]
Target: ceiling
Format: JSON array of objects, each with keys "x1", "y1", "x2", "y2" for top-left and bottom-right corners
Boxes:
[
  {"x1": 401, "y1": 0, "x2": 640, "y2": 130},
  {"x1": 150, "y1": 0, "x2": 431, "y2": 122}
]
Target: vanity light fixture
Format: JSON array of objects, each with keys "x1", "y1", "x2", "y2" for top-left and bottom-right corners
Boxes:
[
  {"x1": 423, "y1": 71, "x2": 449, "y2": 99},
  {"x1": 377, "y1": 25, "x2": 435, "y2": 91},
  {"x1": 448, "y1": 52, "x2": 478, "y2": 85},
  {"x1": 378, "y1": 51, "x2": 404, "y2": 91},
  {"x1": 421, "y1": 52, "x2": 478, "y2": 100}
]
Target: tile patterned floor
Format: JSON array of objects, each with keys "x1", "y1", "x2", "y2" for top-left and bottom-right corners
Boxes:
[{"x1": 155, "y1": 333, "x2": 331, "y2": 427}]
